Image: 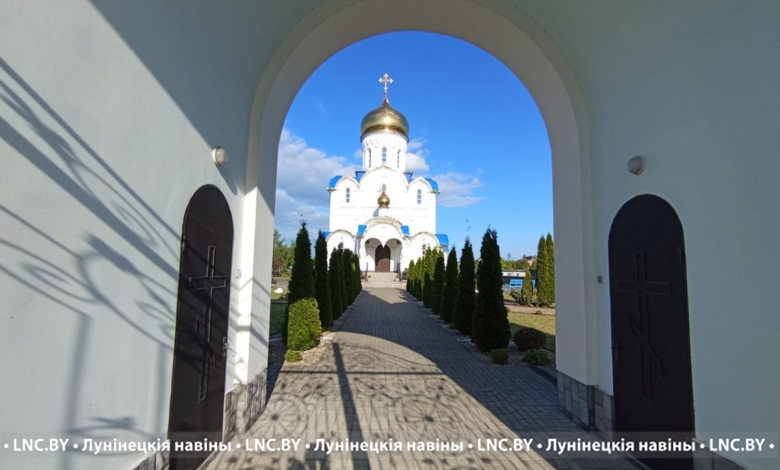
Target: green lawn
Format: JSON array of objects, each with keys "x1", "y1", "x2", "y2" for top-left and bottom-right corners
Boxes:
[{"x1": 508, "y1": 311, "x2": 556, "y2": 352}]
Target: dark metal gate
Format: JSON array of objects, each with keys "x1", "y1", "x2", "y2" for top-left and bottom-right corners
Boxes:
[
  {"x1": 168, "y1": 185, "x2": 233, "y2": 470},
  {"x1": 608, "y1": 194, "x2": 694, "y2": 470}
]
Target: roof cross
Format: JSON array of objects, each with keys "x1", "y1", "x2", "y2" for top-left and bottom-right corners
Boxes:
[{"x1": 378, "y1": 73, "x2": 394, "y2": 98}]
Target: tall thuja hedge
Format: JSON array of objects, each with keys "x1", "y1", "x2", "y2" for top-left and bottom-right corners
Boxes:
[
  {"x1": 536, "y1": 233, "x2": 555, "y2": 307},
  {"x1": 520, "y1": 265, "x2": 534, "y2": 306},
  {"x1": 313, "y1": 232, "x2": 333, "y2": 329},
  {"x1": 287, "y1": 222, "x2": 314, "y2": 304},
  {"x1": 440, "y1": 248, "x2": 459, "y2": 323},
  {"x1": 472, "y1": 228, "x2": 510, "y2": 352},
  {"x1": 453, "y1": 238, "x2": 475, "y2": 335},
  {"x1": 406, "y1": 259, "x2": 415, "y2": 293},
  {"x1": 545, "y1": 233, "x2": 555, "y2": 305},
  {"x1": 328, "y1": 249, "x2": 345, "y2": 319},
  {"x1": 341, "y1": 248, "x2": 355, "y2": 305},
  {"x1": 353, "y1": 253, "x2": 362, "y2": 295},
  {"x1": 431, "y1": 253, "x2": 446, "y2": 316}
]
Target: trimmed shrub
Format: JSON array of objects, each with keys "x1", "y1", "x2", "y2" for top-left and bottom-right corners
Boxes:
[
  {"x1": 287, "y1": 298, "x2": 321, "y2": 351},
  {"x1": 284, "y1": 350, "x2": 302, "y2": 362},
  {"x1": 431, "y1": 254, "x2": 445, "y2": 316},
  {"x1": 314, "y1": 232, "x2": 332, "y2": 329},
  {"x1": 472, "y1": 228, "x2": 511, "y2": 352},
  {"x1": 287, "y1": 222, "x2": 314, "y2": 304},
  {"x1": 490, "y1": 348, "x2": 508, "y2": 365},
  {"x1": 522, "y1": 349, "x2": 551, "y2": 366},
  {"x1": 513, "y1": 327, "x2": 546, "y2": 352},
  {"x1": 453, "y1": 238, "x2": 476, "y2": 335},
  {"x1": 440, "y1": 248, "x2": 459, "y2": 323}
]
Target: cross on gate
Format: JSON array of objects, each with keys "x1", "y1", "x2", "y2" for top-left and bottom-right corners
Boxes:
[
  {"x1": 617, "y1": 252, "x2": 671, "y2": 400},
  {"x1": 378, "y1": 73, "x2": 394, "y2": 98},
  {"x1": 189, "y1": 245, "x2": 227, "y2": 401}
]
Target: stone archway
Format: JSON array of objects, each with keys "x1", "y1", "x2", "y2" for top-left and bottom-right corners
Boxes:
[{"x1": 244, "y1": 0, "x2": 593, "y2": 418}]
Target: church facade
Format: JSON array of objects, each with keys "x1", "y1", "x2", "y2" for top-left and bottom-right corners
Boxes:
[{"x1": 325, "y1": 77, "x2": 448, "y2": 273}]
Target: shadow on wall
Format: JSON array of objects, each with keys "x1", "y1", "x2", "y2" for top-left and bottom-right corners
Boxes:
[{"x1": 0, "y1": 58, "x2": 243, "y2": 469}]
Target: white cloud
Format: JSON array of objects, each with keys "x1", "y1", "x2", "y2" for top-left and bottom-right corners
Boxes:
[
  {"x1": 275, "y1": 128, "x2": 355, "y2": 239},
  {"x1": 276, "y1": 128, "x2": 356, "y2": 205},
  {"x1": 431, "y1": 172, "x2": 484, "y2": 208},
  {"x1": 274, "y1": 189, "x2": 330, "y2": 241},
  {"x1": 406, "y1": 138, "x2": 482, "y2": 208},
  {"x1": 406, "y1": 137, "x2": 430, "y2": 173}
]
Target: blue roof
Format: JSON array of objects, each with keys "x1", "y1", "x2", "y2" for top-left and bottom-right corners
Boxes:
[
  {"x1": 435, "y1": 233, "x2": 449, "y2": 247},
  {"x1": 355, "y1": 171, "x2": 366, "y2": 182},
  {"x1": 322, "y1": 231, "x2": 331, "y2": 239},
  {"x1": 404, "y1": 172, "x2": 413, "y2": 183},
  {"x1": 357, "y1": 225, "x2": 367, "y2": 236},
  {"x1": 424, "y1": 177, "x2": 439, "y2": 191},
  {"x1": 401, "y1": 225, "x2": 410, "y2": 237},
  {"x1": 327, "y1": 175, "x2": 342, "y2": 189}
]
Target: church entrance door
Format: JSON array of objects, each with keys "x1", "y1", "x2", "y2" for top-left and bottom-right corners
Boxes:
[
  {"x1": 375, "y1": 245, "x2": 391, "y2": 272},
  {"x1": 608, "y1": 194, "x2": 694, "y2": 470},
  {"x1": 168, "y1": 185, "x2": 234, "y2": 470}
]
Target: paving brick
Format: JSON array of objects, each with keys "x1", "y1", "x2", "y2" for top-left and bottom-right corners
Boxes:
[{"x1": 205, "y1": 288, "x2": 638, "y2": 469}]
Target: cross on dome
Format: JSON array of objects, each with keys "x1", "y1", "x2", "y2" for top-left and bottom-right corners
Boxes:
[{"x1": 378, "y1": 73, "x2": 394, "y2": 98}]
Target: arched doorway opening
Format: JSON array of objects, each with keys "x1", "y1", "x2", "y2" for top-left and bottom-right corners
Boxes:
[{"x1": 242, "y1": 0, "x2": 593, "y2": 433}]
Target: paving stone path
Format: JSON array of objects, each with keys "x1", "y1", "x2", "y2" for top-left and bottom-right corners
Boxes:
[{"x1": 206, "y1": 288, "x2": 637, "y2": 469}]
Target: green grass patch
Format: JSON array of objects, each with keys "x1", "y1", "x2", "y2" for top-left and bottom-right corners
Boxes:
[{"x1": 508, "y1": 311, "x2": 555, "y2": 352}]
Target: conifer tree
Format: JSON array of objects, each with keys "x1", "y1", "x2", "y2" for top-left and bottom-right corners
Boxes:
[
  {"x1": 472, "y1": 228, "x2": 510, "y2": 352},
  {"x1": 328, "y1": 249, "x2": 344, "y2": 319},
  {"x1": 545, "y1": 232, "x2": 555, "y2": 306},
  {"x1": 432, "y1": 253, "x2": 446, "y2": 316},
  {"x1": 287, "y1": 222, "x2": 314, "y2": 304},
  {"x1": 537, "y1": 234, "x2": 555, "y2": 307},
  {"x1": 406, "y1": 259, "x2": 415, "y2": 293},
  {"x1": 453, "y1": 238, "x2": 476, "y2": 335},
  {"x1": 440, "y1": 248, "x2": 459, "y2": 323},
  {"x1": 342, "y1": 248, "x2": 355, "y2": 305},
  {"x1": 520, "y1": 265, "x2": 534, "y2": 306},
  {"x1": 353, "y1": 253, "x2": 362, "y2": 295},
  {"x1": 313, "y1": 232, "x2": 333, "y2": 329},
  {"x1": 423, "y1": 271, "x2": 433, "y2": 308}
]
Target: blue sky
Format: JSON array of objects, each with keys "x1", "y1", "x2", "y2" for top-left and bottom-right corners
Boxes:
[{"x1": 275, "y1": 32, "x2": 552, "y2": 259}]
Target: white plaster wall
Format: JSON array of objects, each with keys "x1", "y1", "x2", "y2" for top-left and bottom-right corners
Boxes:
[{"x1": 0, "y1": 1, "x2": 282, "y2": 468}]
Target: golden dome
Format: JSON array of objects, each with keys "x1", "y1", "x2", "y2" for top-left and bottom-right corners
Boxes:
[
  {"x1": 360, "y1": 97, "x2": 409, "y2": 141},
  {"x1": 377, "y1": 185, "x2": 390, "y2": 208}
]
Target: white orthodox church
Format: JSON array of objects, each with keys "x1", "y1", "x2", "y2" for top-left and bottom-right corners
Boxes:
[{"x1": 325, "y1": 76, "x2": 447, "y2": 273}]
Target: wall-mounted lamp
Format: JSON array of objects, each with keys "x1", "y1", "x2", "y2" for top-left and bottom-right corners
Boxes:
[
  {"x1": 212, "y1": 147, "x2": 228, "y2": 166},
  {"x1": 627, "y1": 155, "x2": 645, "y2": 175}
]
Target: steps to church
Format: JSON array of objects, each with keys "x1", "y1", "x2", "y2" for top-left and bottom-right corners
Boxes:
[{"x1": 362, "y1": 272, "x2": 405, "y2": 288}]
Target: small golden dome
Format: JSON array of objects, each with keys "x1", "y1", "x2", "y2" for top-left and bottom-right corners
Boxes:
[
  {"x1": 360, "y1": 97, "x2": 409, "y2": 141},
  {"x1": 377, "y1": 186, "x2": 390, "y2": 208}
]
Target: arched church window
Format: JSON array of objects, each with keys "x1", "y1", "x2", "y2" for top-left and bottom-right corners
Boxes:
[
  {"x1": 368, "y1": 148, "x2": 372, "y2": 166},
  {"x1": 397, "y1": 150, "x2": 400, "y2": 168},
  {"x1": 346, "y1": 187, "x2": 350, "y2": 203},
  {"x1": 417, "y1": 189, "x2": 422, "y2": 205},
  {"x1": 422, "y1": 243, "x2": 427, "y2": 254},
  {"x1": 382, "y1": 147, "x2": 387, "y2": 164}
]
